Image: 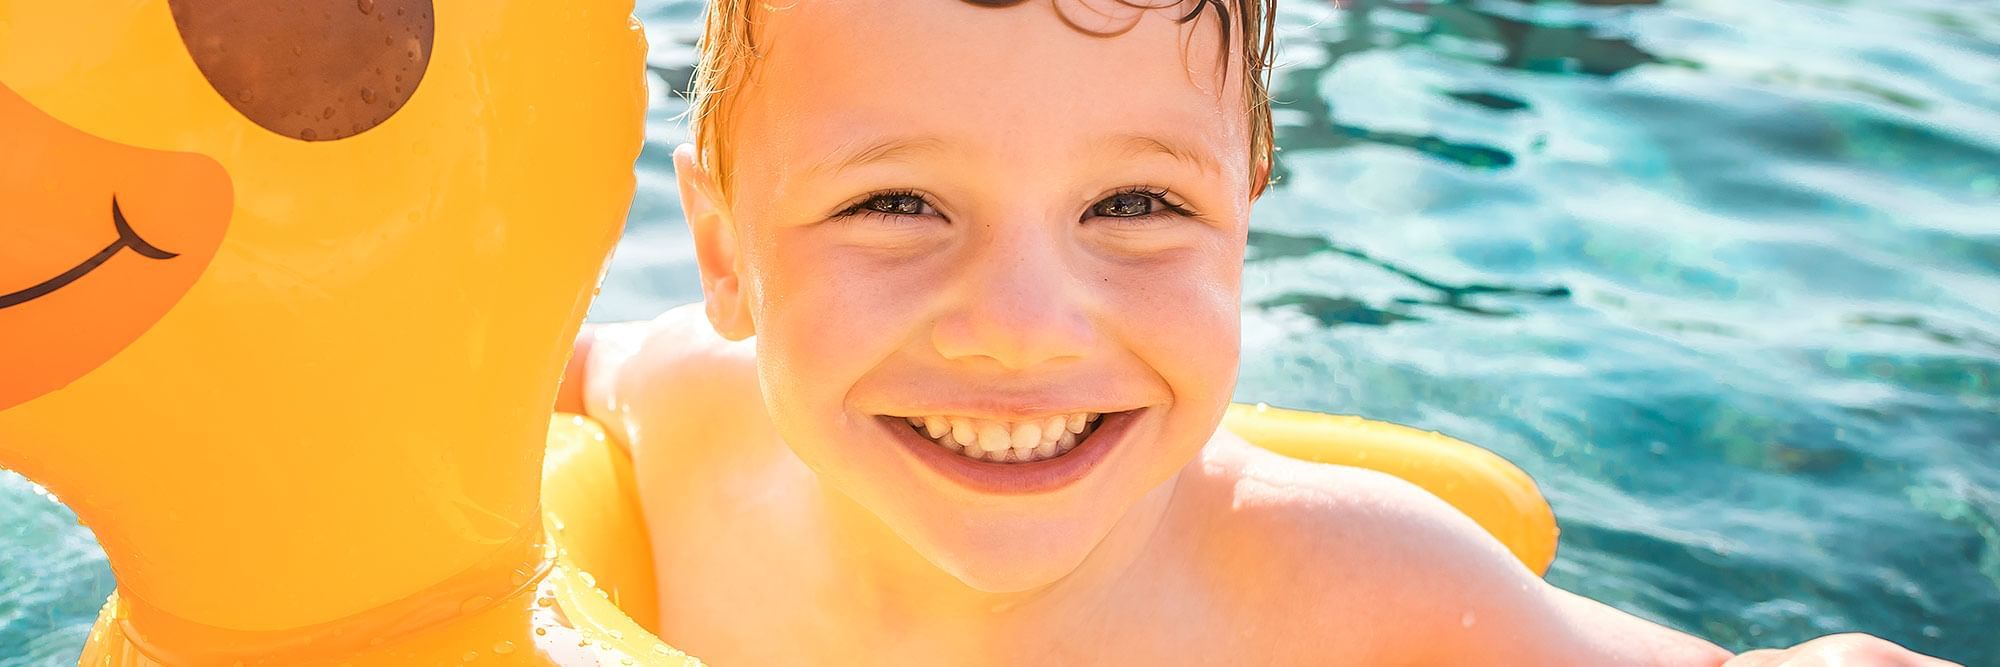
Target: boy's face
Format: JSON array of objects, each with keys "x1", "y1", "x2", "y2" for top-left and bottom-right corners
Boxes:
[{"x1": 684, "y1": 0, "x2": 1257, "y2": 592}]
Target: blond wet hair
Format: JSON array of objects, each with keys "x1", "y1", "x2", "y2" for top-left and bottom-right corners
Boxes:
[{"x1": 683, "y1": 0, "x2": 1278, "y2": 200}]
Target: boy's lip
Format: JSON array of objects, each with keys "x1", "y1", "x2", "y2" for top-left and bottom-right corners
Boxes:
[
  {"x1": 859, "y1": 392, "x2": 1157, "y2": 422},
  {"x1": 877, "y1": 404, "x2": 1140, "y2": 421},
  {"x1": 874, "y1": 408, "x2": 1147, "y2": 496}
]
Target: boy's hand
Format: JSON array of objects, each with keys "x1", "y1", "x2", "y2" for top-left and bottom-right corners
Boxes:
[{"x1": 1726, "y1": 633, "x2": 1961, "y2": 666}]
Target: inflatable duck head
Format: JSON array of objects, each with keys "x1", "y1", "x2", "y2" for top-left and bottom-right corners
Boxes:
[{"x1": 0, "y1": 0, "x2": 673, "y2": 662}]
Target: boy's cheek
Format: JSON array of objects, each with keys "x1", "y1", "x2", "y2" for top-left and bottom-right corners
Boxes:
[
  {"x1": 754, "y1": 263, "x2": 921, "y2": 399},
  {"x1": 1110, "y1": 264, "x2": 1242, "y2": 399}
]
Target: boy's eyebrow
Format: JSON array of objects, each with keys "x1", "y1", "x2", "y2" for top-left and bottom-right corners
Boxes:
[
  {"x1": 807, "y1": 133, "x2": 1219, "y2": 177},
  {"x1": 810, "y1": 135, "x2": 949, "y2": 178},
  {"x1": 1109, "y1": 133, "x2": 1220, "y2": 177}
]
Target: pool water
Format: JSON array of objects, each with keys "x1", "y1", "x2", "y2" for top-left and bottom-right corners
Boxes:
[{"x1": 3, "y1": 0, "x2": 1995, "y2": 663}]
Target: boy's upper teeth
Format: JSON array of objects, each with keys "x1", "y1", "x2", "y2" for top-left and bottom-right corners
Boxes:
[{"x1": 905, "y1": 413, "x2": 1100, "y2": 453}]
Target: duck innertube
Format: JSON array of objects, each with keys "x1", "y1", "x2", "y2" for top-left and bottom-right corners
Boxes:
[
  {"x1": 0, "y1": 1, "x2": 1555, "y2": 663},
  {"x1": 1, "y1": 0, "x2": 688, "y2": 662}
]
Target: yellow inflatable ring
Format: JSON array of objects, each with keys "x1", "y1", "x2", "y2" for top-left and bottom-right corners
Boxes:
[{"x1": 542, "y1": 404, "x2": 1559, "y2": 638}]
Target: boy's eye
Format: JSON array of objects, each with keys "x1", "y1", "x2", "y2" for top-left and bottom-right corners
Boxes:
[
  {"x1": 1086, "y1": 188, "x2": 1196, "y2": 222},
  {"x1": 849, "y1": 192, "x2": 934, "y2": 217},
  {"x1": 1093, "y1": 192, "x2": 1156, "y2": 218}
]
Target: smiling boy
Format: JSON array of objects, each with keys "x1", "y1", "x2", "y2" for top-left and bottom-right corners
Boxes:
[{"x1": 556, "y1": 1, "x2": 1948, "y2": 664}]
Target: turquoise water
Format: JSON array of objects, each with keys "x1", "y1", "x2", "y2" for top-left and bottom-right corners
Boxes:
[{"x1": 4, "y1": 0, "x2": 1996, "y2": 663}]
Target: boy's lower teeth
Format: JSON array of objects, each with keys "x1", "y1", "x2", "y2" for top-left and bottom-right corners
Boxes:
[{"x1": 902, "y1": 413, "x2": 1102, "y2": 464}]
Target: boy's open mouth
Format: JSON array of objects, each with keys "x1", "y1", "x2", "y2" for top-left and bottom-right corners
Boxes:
[
  {"x1": 895, "y1": 412, "x2": 1109, "y2": 464},
  {"x1": 873, "y1": 408, "x2": 1146, "y2": 495}
]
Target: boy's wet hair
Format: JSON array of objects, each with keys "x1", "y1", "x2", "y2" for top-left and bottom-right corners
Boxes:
[{"x1": 686, "y1": 0, "x2": 1277, "y2": 200}]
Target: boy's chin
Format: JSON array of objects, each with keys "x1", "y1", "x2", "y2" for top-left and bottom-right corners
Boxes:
[
  {"x1": 915, "y1": 520, "x2": 1107, "y2": 594},
  {"x1": 936, "y1": 547, "x2": 1092, "y2": 594}
]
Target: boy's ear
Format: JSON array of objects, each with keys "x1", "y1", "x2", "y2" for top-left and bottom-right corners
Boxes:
[{"x1": 674, "y1": 143, "x2": 755, "y2": 341}]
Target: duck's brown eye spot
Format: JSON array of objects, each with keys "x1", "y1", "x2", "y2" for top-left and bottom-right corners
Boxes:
[{"x1": 169, "y1": 0, "x2": 434, "y2": 142}]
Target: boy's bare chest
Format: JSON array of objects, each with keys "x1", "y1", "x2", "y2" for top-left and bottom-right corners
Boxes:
[
  {"x1": 632, "y1": 457, "x2": 1324, "y2": 665},
  {"x1": 645, "y1": 540, "x2": 1240, "y2": 665}
]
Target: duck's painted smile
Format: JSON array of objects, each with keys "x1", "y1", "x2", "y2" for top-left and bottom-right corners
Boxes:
[
  {"x1": 0, "y1": 83, "x2": 232, "y2": 410},
  {"x1": 0, "y1": 199, "x2": 179, "y2": 309}
]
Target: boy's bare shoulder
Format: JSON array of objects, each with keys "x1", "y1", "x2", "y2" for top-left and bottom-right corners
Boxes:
[
  {"x1": 582, "y1": 303, "x2": 765, "y2": 461},
  {"x1": 1184, "y1": 430, "x2": 1515, "y2": 573},
  {"x1": 1172, "y1": 433, "x2": 1518, "y2": 660},
  {"x1": 1175, "y1": 433, "x2": 1728, "y2": 666}
]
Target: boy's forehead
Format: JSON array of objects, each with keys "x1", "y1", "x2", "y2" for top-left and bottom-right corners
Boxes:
[{"x1": 733, "y1": 0, "x2": 1251, "y2": 185}]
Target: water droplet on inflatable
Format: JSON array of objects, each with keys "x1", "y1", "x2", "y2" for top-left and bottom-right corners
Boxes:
[
  {"x1": 236, "y1": 89, "x2": 255, "y2": 103},
  {"x1": 356, "y1": 0, "x2": 375, "y2": 14},
  {"x1": 322, "y1": 106, "x2": 336, "y2": 119},
  {"x1": 460, "y1": 594, "x2": 494, "y2": 614},
  {"x1": 534, "y1": 626, "x2": 549, "y2": 636},
  {"x1": 300, "y1": 128, "x2": 318, "y2": 140},
  {"x1": 360, "y1": 87, "x2": 378, "y2": 104},
  {"x1": 1460, "y1": 610, "x2": 1476, "y2": 627},
  {"x1": 461, "y1": 649, "x2": 478, "y2": 662},
  {"x1": 492, "y1": 640, "x2": 515, "y2": 655}
]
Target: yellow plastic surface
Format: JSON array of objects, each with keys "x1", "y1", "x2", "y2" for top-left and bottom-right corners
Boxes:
[
  {"x1": 0, "y1": 0, "x2": 694, "y2": 663},
  {"x1": 542, "y1": 413, "x2": 661, "y2": 634}
]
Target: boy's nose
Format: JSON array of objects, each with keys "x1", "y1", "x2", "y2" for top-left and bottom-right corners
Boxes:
[{"x1": 930, "y1": 225, "x2": 1097, "y2": 371}]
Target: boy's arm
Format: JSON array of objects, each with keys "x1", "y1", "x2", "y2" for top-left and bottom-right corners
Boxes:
[
  {"x1": 551, "y1": 302, "x2": 762, "y2": 460},
  {"x1": 1397, "y1": 491, "x2": 1959, "y2": 666},
  {"x1": 553, "y1": 324, "x2": 599, "y2": 415},
  {"x1": 1258, "y1": 465, "x2": 1950, "y2": 665},
  {"x1": 553, "y1": 318, "x2": 653, "y2": 427},
  {"x1": 1251, "y1": 466, "x2": 1729, "y2": 665}
]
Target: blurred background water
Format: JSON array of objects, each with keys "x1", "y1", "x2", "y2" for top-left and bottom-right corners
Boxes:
[{"x1": 3, "y1": 0, "x2": 1996, "y2": 663}]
